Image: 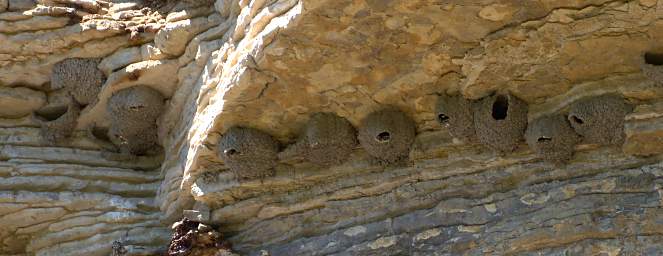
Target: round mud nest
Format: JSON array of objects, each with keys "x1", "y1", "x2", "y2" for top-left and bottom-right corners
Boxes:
[
  {"x1": 473, "y1": 93, "x2": 528, "y2": 153},
  {"x1": 280, "y1": 112, "x2": 357, "y2": 167},
  {"x1": 107, "y1": 86, "x2": 165, "y2": 123},
  {"x1": 108, "y1": 122, "x2": 160, "y2": 155},
  {"x1": 51, "y1": 58, "x2": 105, "y2": 106},
  {"x1": 640, "y1": 52, "x2": 663, "y2": 85},
  {"x1": 217, "y1": 127, "x2": 280, "y2": 180},
  {"x1": 567, "y1": 94, "x2": 633, "y2": 146},
  {"x1": 106, "y1": 86, "x2": 165, "y2": 155},
  {"x1": 36, "y1": 101, "x2": 80, "y2": 145},
  {"x1": 357, "y1": 108, "x2": 416, "y2": 164},
  {"x1": 436, "y1": 94, "x2": 476, "y2": 141},
  {"x1": 525, "y1": 114, "x2": 580, "y2": 164}
]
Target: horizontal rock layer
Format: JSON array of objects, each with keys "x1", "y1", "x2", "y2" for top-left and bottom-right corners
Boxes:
[{"x1": 2, "y1": 0, "x2": 663, "y2": 255}]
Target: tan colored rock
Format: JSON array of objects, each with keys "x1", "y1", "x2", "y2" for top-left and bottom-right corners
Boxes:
[
  {"x1": 0, "y1": 87, "x2": 46, "y2": 118},
  {"x1": 155, "y1": 17, "x2": 209, "y2": 56},
  {"x1": 0, "y1": 0, "x2": 7, "y2": 12}
]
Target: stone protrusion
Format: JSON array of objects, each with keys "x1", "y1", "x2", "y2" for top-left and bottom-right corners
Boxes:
[
  {"x1": 567, "y1": 94, "x2": 633, "y2": 146},
  {"x1": 525, "y1": 115, "x2": 580, "y2": 164},
  {"x1": 51, "y1": 58, "x2": 106, "y2": 106},
  {"x1": 357, "y1": 108, "x2": 416, "y2": 164},
  {"x1": 35, "y1": 100, "x2": 80, "y2": 144},
  {"x1": 280, "y1": 112, "x2": 357, "y2": 166},
  {"x1": 473, "y1": 93, "x2": 528, "y2": 153},
  {"x1": 640, "y1": 52, "x2": 663, "y2": 85},
  {"x1": 217, "y1": 127, "x2": 280, "y2": 180},
  {"x1": 435, "y1": 94, "x2": 476, "y2": 141},
  {"x1": 107, "y1": 86, "x2": 165, "y2": 155}
]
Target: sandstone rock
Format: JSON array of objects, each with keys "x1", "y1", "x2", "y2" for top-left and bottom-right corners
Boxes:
[
  {"x1": 0, "y1": 0, "x2": 7, "y2": 12},
  {"x1": 8, "y1": 0, "x2": 34, "y2": 11},
  {"x1": 155, "y1": 17, "x2": 206, "y2": 56},
  {"x1": 0, "y1": 87, "x2": 46, "y2": 118},
  {"x1": 3, "y1": 0, "x2": 663, "y2": 255}
]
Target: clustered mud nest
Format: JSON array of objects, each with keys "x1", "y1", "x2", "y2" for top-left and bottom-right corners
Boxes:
[
  {"x1": 279, "y1": 112, "x2": 357, "y2": 167},
  {"x1": 357, "y1": 108, "x2": 416, "y2": 164},
  {"x1": 567, "y1": 94, "x2": 632, "y2": 146},
  {"x1": 217, "y1": 127, "x2": 280, "y2": 180},
  {"x1": 436, "y1": 94, "x2": 476, "y2": 141},
  {"x1": 525, "y1": 114, "x2": 580, "y2": 164},
  {"x1": 51, "y1": 58, "x2": 106, "y2": 106},
  {"x1": 107, "y1": 86, "x2": 165, "y2": 155},
  {"x1": 473, "y1": 93, "x2": 529, "y2": 153}
]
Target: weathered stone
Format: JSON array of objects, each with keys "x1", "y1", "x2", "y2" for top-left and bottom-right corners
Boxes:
[
  {"x1": 8, "y1": 0, "x2": 34, "y2": 11},
  {"x1": 0, "y1": 0, "x2": 7, "y2": 12},
  {"x1": 3, "y1": 0, "x2": 663, "y2": 255},
  {"x1": 0, "y1": 87, "x2": 46, "y2": 118}
]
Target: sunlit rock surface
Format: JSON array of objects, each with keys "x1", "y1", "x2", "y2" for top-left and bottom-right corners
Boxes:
[{"x1": 2, "y1": 0, "x2": 663, "y2": 255}]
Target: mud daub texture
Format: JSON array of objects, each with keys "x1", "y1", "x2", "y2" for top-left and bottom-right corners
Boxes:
[
  {"x1": 106, "y1": 86, "x2": 165, "y2": 155},
  {"x1": 107, "y1": 86, "x2": 165, "y2": 123},
  {"x1": 51, "y1": 58, "x2": 105, "y2": 105},
  {"x1": 283, "y1": 112, "x2": 357, "y2": 166},
  {"x1": 525, "y1": 114, "x2": 580, "y2": 164},
  {"x1": 567, "y1": 94, "x2": 633, "y2": 145},
  {"x1": 357, "y1": 108, "x2": 416, "y2": 164},
  {"x1": 473, "y1": 93, "x2": 528, "y2": 153},
  {"x1": 641, "y1": 52, "x2": 663, "y2": 85},
  {"x1": 37, "y1": 101, "x2": 80, "y2": 144},
  {"x1": 218, "y1": 127, "x2": 280, "y2": 180},
  {"x1": 436, "y1": 94, "x2": 476, "y2": 141}
]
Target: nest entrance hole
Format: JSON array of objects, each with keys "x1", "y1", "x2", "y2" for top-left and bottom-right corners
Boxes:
[
  {"x1": 644, "y1": 52, "x2": 663, "y2": 66},
  {"x1": 492, "y1": 95, "x2": 509, "y2": 120},
  {"x1": 438, "y1": 113, "x2": 450, "y2": 124},
  {"x1": 570, "y1": 115, "x2": 584, "y2": 125},
  {"x1": 537, "y1": 136, "x2": 552, "y2": 142},
  {"x1": 224, "y1": 148, "x2": 239, "y2": 157},
  {"x1": 376, "y1": 132, "x2": 391, "y2": 143}
]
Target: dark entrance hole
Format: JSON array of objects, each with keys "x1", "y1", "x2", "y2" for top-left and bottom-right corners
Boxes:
[
  {"x1": 438, "y1": 113, "x2": 450, "y2": 124},
  {"x1": 376, "y1": 132, "x2": 391, "y2": 143},
  {"x1": 491, "y1": 95, "x2": 509, "y2": 120},
  {"x1": 537, "y1": 137, "x2": 552, "y2": 142},
  {"x1": 570, "y1": 115, "x2": 584, "y2": 125},
  {"x1": 224, "y1": 148, "x2": 239, "y2": 157},
  {"x1": 644, "y1": 52, "x2": 663, "y2": 66}
]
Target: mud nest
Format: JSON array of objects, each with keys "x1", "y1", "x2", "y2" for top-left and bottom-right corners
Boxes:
[
  {"x1": 436, "y1": 94, "x2": 476, "y2": 141},
  {"x1": 107, "y1": 86, "x2": 165, "y2": 123},
  {"x1": 166, "y1": 218, "x2": 233, "y2": 256},
  {"x1": 280, "y1": 113, "x2": 357, "y2": 167},
  {"x1": 357, "y1": 108, "x2": 416, "y2": 164},
  {"x1": 217, "y1": 127, "x2": 280, "y2": 180},
  {"x1": 641, "y1": 52, "x2": 663, "y2": 85},
  {"x1": 51, "y1": 58, "x2": 105, "y2": 106},
  {"x1": 106, "y1": 86, "x2": 165, "y2": 155},
  {"x1": 567, "y1": 94, "x2": 633, "y2": 145},
  {"x1": 35, "y1": 100, "x2": 80, "y2": 145},
  {"x1": 473, "y1": 93, "x2": 528, "y2": 153},
  {"x1": 525, "y1": 114, "x2": 580, "y2": 164}
]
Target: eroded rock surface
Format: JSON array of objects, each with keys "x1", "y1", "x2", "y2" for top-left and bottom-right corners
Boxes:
[{"x1": 2, "y1": 0, "x2": 663, "y2": 255}]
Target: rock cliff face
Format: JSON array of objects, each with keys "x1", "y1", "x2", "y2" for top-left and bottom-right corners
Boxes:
[{"x1": 2, "y1": 0, "x2": 663, "y2": 255}]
